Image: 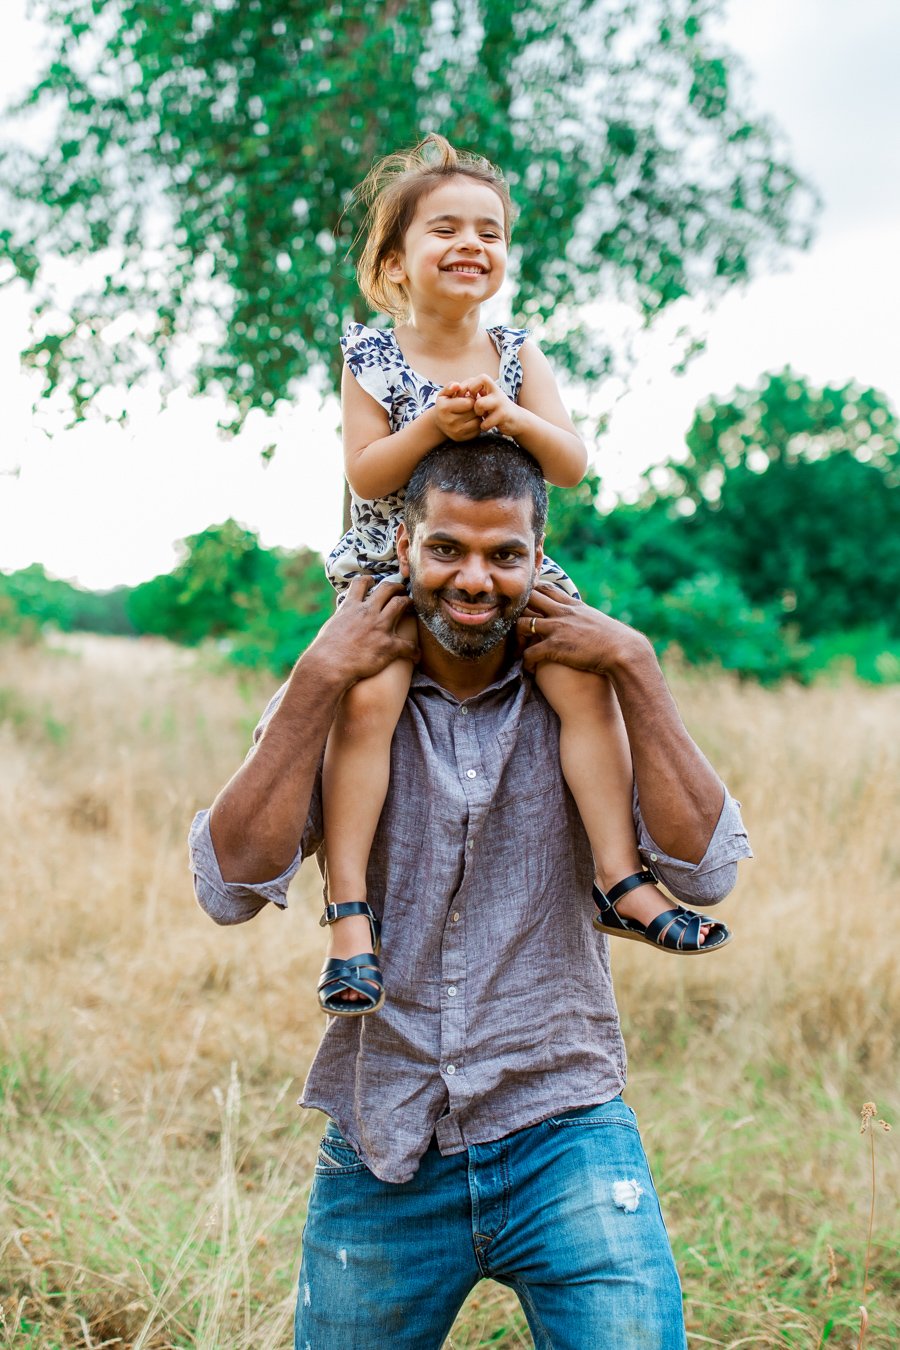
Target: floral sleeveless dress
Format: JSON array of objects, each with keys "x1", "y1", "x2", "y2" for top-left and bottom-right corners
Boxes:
[{"x1": 326, "y1": 321, "x2": 578, "y2": 598}]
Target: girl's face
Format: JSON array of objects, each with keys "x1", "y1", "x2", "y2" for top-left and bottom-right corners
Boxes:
[{"x1": 384, "y1": 176, "x2": 508, "y2": 315}]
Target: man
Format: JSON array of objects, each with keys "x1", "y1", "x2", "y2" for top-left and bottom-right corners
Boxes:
[{"x1": 190, "y1": 438, "x2": 751, "y2": 1349}]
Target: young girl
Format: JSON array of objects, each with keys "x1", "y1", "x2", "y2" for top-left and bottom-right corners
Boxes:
[{"x1": 316, "y1": 135, "x2": 731, "y2": 1014}]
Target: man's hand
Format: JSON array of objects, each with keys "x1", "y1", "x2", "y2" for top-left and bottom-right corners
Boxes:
[
  {"x1": 462, "y1": 374, "x2": 522, "y2": 437},
  {"x1": 517, "y1": 584, "x2": 651, "y2": 676},
  {"x1": 435, "y1": 384, "x2": 482, "y2": 441},
  {"x1": 302, "y1": 577, "x2": 418, "y2": 693}
]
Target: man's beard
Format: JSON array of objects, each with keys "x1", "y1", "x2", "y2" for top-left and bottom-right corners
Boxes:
[{"x1": 409, "y1": 575, "x2": 534, "y2": 660}]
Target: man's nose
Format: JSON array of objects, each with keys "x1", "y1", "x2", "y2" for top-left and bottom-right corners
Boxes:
[{"x1": 454, "y1": 554, "x2": 492, "y2": 593}]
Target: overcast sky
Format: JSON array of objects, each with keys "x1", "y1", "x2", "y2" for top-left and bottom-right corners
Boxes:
[{"x1": 1, "y1": 0, "x2": 899, "y2": 589}]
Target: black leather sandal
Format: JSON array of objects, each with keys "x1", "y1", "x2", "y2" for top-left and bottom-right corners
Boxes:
[
  {"x1": 317, "y1": 901, "x2": 385, "y2": 1015},
  {"x1": 592, "y1": 870, "x2": 732, "y2": 954}
]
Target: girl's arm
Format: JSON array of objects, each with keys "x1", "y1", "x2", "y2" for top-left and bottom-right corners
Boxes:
[
  {"x1": 465, "y1": 341, "x2": 588, "y2": 487},
  {"x1": 342, "y1": 364, "x2": 481, "y2": 499}
]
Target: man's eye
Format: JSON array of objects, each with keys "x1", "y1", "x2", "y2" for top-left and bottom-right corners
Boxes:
[
  {"x1": 495, "y1": 551, "x2": 523, "y2": 563},
  {"x1": 431, "y1": 545, "x2": 456, "y2": 556}
]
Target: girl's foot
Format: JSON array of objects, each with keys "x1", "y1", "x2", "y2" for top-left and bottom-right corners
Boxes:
[
  {"x1": 603, "y1": 877, "x2": 713, "y2": 945},
  {"x1": 326, "y1": 913, "x2": 377, "y2": 1002},
  {"x1": 592, "y1": 870, "x2": 731, "y2": 952},
  {"x1": 317, "y1": 903, "x2": 385, "y2": 1014}
]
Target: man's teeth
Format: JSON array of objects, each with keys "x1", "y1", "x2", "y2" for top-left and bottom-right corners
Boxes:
[{"x1": 445, "y1": 599, "x2": 495, "y2": 616}]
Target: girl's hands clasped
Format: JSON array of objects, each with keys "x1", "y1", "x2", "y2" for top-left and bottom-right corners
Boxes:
[
  {"x1": 435, "y1": 384, "x2": 483, "y2": 441},
  {"x1": 435, "y1": 375, "x2": 522, "y2": 443},
  {"x1": 463, "y1": 374, "x2": 521, "y2": 436}
]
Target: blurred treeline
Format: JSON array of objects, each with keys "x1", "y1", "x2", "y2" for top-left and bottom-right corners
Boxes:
[{"x1": 4, "y1": 367, "x2": 898, "y2": 685}]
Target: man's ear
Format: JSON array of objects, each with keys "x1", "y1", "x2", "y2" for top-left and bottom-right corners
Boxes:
[
  {"x1": 534, "y1": 535, "x2": 545, "y2": 578},
  {"x1": 396, "y1": 521, "x2": 411, "y2": 577}
]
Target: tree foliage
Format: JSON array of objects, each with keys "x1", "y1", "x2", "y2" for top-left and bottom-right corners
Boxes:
[
  {"x1": 1, "y1": 0, "x2": 814, "y2": 423},
  {"x1": 662, "y1": 366, "x2": 900, "y2": 504},
  {"x1": 0, "y1": 563, "x2": 133, "y2": 635},
  {"x1": 547, "y1": 370, "x2": 900, "y2": 674},
  {"x1": 126, "y1": 519, "x2": 333, "y2": 656},
  {"x1": 546, "y1": 488, "x2": 806, "y2": 683}
]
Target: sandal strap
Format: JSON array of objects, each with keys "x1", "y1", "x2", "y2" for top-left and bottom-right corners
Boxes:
[
  {"x1": 319, "y1": 900, "x2": 381, "y2": 955},
  {"x1": 595, "y1": 870, "x2": 658, "y2": 910},
  {"x1": 645, "y1": 905, "x2": 729, "y2": 952},
  {"x1": 317, "y1": 955, "x2": 384, "y2": 1013},
  {"x1": 320, "y1": 900, "x2": 374, "y2": 926},
  {"x1": 592, "y1": 879, "x2": 733, "y2": 954}
]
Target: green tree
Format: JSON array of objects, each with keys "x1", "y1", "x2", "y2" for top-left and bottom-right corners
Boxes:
[
  {"x1": 662, "y1": 367, "x2": 900, "y2": 505},
  {"x1": 654, "y1": 371, "x2": 900, "y2": 636},
  {"x1": 693, "y1": 452, "x2": 900, "y2": 637},
  {"x1": 229, "y1": 543, "x2": 336, "y2": 673},
  {"x1": 0, "y1": 563, "x2": 134, "y2": 635},
  {"x1": 127, "y1": 519, "x2": 283, "y2": 643},
  {"x1": 1, "y1": 0, "x2": 814, "y2": 424},
  {"x1": 545, "y1": 500, "x2": 803, "y2": 682},
  {"x1": 126, "y1": 519, "x2": 335, "y2": 669}
]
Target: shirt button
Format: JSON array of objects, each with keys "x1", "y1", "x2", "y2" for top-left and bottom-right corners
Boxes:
[
  {"x1": 466, "y1": 769, "x2": 477, "y2": 779},
  {"x1": 466, "y1": 840, "x2": 474, "y2": 850},
  {"x1": 650, "y1": 853, "x2": 659, "y2": 863},
  {"x1": 447, "y1": 986, "x2": 457, "y2": 997},
  {"x1": 446, "y1": 1064, "x2": 456, "y2": 1075},
  {"x1": 460, "y1": 706, "x2": 469, "y2": 715},
  {"x1": 451, "y1": 912, "x2": 460, "y2": 923}
]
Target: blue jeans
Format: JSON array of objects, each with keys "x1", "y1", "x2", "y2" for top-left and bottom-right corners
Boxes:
[{"x1": 294, "y1": 1099, "x2": 687, "y2": 1349}]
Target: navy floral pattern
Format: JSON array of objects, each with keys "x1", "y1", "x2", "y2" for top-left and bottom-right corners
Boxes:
[{"x1": 326, "y1": 322, "x2": 579, "y2": 598}]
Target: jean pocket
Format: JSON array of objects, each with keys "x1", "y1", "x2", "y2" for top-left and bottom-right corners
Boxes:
[
  {"x1": 315, "y1": 1129, "x2": 370, "y2": 1175},
  {"x1": 545, "y1": 1099, "x2": 638, "y2": 1132}
]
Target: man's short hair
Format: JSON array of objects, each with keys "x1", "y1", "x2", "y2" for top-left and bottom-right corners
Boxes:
[{"x1": 404, "y1": 437, "x2": 548, "y2": 541}]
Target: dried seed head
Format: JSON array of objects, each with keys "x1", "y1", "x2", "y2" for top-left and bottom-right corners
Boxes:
[
  {"x1": 826, "y1": 1244, "x2": 839, "y2": 1299},
  {"x1": 860, "y1": 1102, "x2": 877, "y2": 1133}
]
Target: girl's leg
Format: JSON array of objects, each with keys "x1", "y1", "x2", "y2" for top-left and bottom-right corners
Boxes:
[
  {"x1": 322, "y1": 623, "x2": 416, "y2": 996},
  {"x1": 535, "y1": 663, "x2": 706, "y2": 937}
]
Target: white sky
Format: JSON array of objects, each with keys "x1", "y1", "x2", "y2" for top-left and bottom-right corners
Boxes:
[{"x1": 1, "y1": 0, "x2": 899, "y2": 589}]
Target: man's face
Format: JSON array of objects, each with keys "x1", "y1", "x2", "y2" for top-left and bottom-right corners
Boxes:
[{"x1": 397, "y1": 490, "x2": 543, "y2": 660}]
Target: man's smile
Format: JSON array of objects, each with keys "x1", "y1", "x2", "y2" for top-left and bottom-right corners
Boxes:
[{"x1": 439, "y1": 591, "x2": 500, "y2": 625}]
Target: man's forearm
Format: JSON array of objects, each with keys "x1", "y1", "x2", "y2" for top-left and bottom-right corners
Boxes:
[
  {"x1": 208, "y1": 578, "x2": 417, "y2": 884},
  {"x1": 521, "y1": 586, "x2": 725, "y2": 864},
  {"x1": 209, "y1": 649, "x2": 345, "y2": 883},
  {"x1": 606, "y1": 636, "x2": 724, "y2": 863}
]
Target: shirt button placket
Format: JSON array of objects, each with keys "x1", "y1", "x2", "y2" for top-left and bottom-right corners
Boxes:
[{"x1": 445, "y1": 697, "x2": 479, "y2": 1094}]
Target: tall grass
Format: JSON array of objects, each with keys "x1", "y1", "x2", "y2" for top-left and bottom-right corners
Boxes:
[{"x1": 1, "y1": 636, "x2": 897, "y2": 1347}]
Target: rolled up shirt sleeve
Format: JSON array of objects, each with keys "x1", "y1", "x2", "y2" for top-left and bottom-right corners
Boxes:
[
  {"x1": 634, "y1": 788, "x2": 752, "y2": 907},
  {"x1": 188, "y1": 808, "x2": 305, "y2": 925}
]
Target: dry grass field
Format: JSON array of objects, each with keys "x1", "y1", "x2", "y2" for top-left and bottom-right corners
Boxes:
[{"x1": 0, "y1": 634, "x2": 897, "y2": 1348}]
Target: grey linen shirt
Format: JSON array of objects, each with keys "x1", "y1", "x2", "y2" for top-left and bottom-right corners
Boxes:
[{"x1": 190, "y1": 660, "x2": 751, "y2": 1184}]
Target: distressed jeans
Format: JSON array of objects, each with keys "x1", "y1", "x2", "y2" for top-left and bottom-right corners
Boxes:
[{"x1": 294, "y1": 1098, "x2": 687, "y2": 1349}]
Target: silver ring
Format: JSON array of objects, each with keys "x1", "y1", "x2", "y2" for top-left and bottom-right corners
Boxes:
[{"x1": 529, "y1": 616, "x2": 538, "y2": 636}]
